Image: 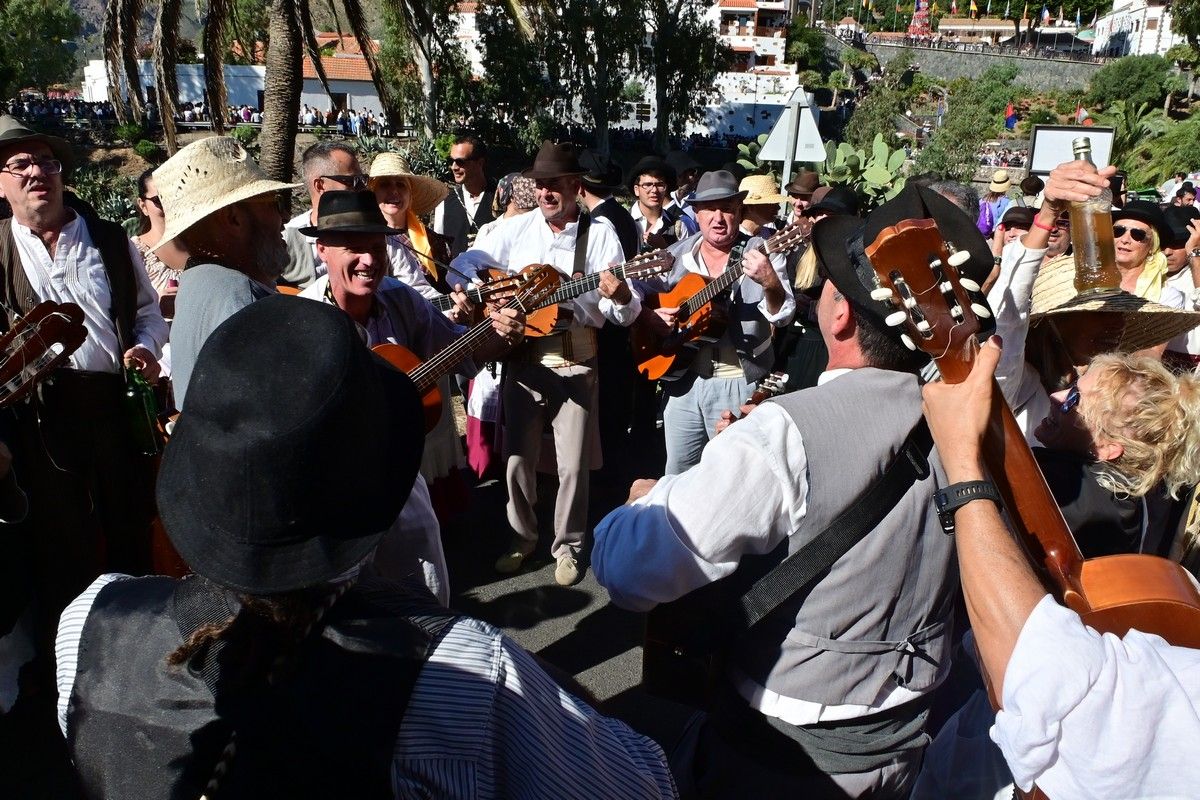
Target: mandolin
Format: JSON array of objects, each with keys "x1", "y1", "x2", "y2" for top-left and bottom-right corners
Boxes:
[
  {"x1": 631, "y1": 224, "x2": 808, "y2": 381},
  {"x1": 0, "y1": 301, "x2": 88, "y2": 409},
  {"x1": 483, "y1": 249, "x2": 674, "y2": 338},
  {"x1": 866, "y1": 218, "x2": 1200, "y2": 798},
  {"x1": 372, "y1": 264, "x2": 558, "y2": 431}
]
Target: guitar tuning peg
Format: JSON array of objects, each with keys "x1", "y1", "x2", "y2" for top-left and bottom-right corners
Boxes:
[
  {"x1": 900, "y1": 334, "x2": 917, "y2": 351},
  {"x1": 950, "y1": 305, "x2": 964, "y2": 319},
  {"x1": 885, "y1": 311, "x2": 908, "y2": 327},
  {"x1": 939, "y1": 281, "x2": 953, "y2": 293},
  {"x1": 870, "y1": 288, "x2": 893, "y2": 302},
  {"x1": 915, "y1": 320, "x2": 932, "y2": 333},
  {"x1": 947, "y1": 251, "x2": 971, "y2": 267},
  {"x1": 959, "y1": 277, "x2": 982, "y2": 292},
  {"x1": 903, "y1": 297, "x2": 917, "y2": 309},
  {"x1": 971, "y1": 303, "x2": 992, "y2": 319}
]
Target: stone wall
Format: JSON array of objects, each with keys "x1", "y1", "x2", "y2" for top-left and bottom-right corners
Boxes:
[{"x1": 824, "y1": 35, "x2": 1102, "y2": 90}]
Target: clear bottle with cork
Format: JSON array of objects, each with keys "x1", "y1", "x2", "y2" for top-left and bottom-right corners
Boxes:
[{"x1": 1067, "y1": 137, "x2": 1121, "y2": 296}]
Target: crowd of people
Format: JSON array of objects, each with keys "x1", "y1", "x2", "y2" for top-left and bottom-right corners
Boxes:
[{"x1": 1, "y1": 106, "x2": 1199, "y2": 799}]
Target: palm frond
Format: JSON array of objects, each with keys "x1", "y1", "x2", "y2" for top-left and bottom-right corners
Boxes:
[
  {"x1": 324, "y1": 0, "x2": 347, "y2": 45},
  {"x1": 102, "y1": 0, "x2": 144, "y2": 122},
  {"x1": 154, "y1": 0, "x2": 184, "y2": 154},
  {"x1": 202, "y1": 0, "x2": 235, "y2": 133},
  {"x1": 298, "y1": 0, "x2": 335, "y2": 101},
  {"x1": 498, "y1": 0, "x2": 551, "y2": 40}
]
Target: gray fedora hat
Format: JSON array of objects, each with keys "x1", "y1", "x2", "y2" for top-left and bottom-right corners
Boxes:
[
  {"x1": 0, "y1": 114, "x2": 74, "y2": 171},
  {"x1": 691, "y1": 170, "x2": 748, "y2": 204}
]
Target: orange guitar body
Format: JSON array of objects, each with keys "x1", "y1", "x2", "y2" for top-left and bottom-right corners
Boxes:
[
  {"x1": 631, "y1": 272, "x2": 723, "y2": 380},
  {"x1": 371, "y1": 342, "x2": 443, "y2": 431},
  {"x1": 482, "y1": 267, "x2": 567, "y2": 337}
]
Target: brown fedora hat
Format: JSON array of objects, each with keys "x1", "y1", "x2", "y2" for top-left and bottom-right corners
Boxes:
[
  {"x1": 523, "y1": 141, "x2": 587, "y2": 181},
  {"x1": 299, "y1": 190, "x2": 404, "y2": 238},
  {"x1": 786, "y1": 170, "x2": 821, "y2": 197},
  {"x1": 0, "y1": 114, "x2": 74, "y2": 171}
]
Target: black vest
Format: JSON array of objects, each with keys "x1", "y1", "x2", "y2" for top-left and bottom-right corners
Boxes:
[{"x1": 67, "y1": 575, "x2": 455, "y2": 800}]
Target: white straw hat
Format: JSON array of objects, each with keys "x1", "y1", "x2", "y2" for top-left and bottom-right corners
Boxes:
[
  {"x1": 739, "y1": 174, "x2": 789, "y2": 206},
  {"x1": 1030, "y1": 254, "x2": 1200, "y2": 352},
  {"x1": 367, "y1": 153, "x2": 449, "y2": 217},
  {"x1": 152, "y1": 137, "x2": 299, "y2": 250}
]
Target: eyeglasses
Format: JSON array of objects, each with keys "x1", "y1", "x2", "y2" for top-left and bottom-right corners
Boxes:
[
  {"x1": 321, "y1": 174, "x2": 368, "y2": 191},
  {"x1": 2, "y1": 157, "x2": 62, "y2": 177},
  {"x1": 637, "y1": 181, "x2": 667, "y2": 191},
  {"x1": 1057, "y1": 383, "x2": 1081, "y2": 415},
  {"x1": 140, "y1": 195, "x2": 163, "y2": 209},
  {"x1": 446, "y1": 157, "x2": 480, "y2": 167},
  {"x1": 1113, "y1": 224, "x2": 1150, "y2": 243}
]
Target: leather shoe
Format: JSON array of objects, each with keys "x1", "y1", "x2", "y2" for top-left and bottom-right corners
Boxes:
[{"x1": 554, "y1": 555, "x2": 583, "y2": 586}]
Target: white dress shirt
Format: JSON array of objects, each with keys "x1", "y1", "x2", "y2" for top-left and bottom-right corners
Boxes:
[
  {"x1": 676, "y1": 235, "x2": 795, "y2": 328},
  {"x1": 451, "y1": 209, "x2": 641, "y2": 328},
  {"x1": 12, "y1": 213, "x2": 168, "y2": 372},
  {"x1": 385, "y1": 234, "x2": 440, "y2": 300}
]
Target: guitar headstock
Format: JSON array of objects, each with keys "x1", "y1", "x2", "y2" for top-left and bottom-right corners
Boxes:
[
  {"x1": 506, "y1": 264, "x2": 561, "y2": 313},
  {"x1": 0, "y1": 301, "x2": 87, "y2": 409},
  {"x1": 623, "y1": 249, "x2": 674, "y2": 281},
  {"x1": 764, "y1": 223, "x2": 809, "y2": 257},
  {"x1": 749, "y1": 371, "x2": 789, "y2": 405},
  {"x1": 863, "y1": 219, "x2": 992, "y2": 383}
]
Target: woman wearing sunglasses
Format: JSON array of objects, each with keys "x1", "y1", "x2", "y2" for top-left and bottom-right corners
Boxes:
[
  {"x1": 131, "y1": 168, "x2": 188, "y2": 317},
  {"x1": 1107, "y1": 200, "x2": 1181, "y2": 302}
]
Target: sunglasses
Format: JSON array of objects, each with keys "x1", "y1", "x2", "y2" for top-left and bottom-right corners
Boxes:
[
  {"x1": 140, "y1": 195, "x2": 163, "y2": 209},
  {"x1": 446, "y1": 156, "x2": 480, "y2": 167},
  {"x1": 1057, "y1": 383, "x2": 1081, "y2": 415},
  {"x1": 321, "y1": 174, "x2": 368, "y2": 191},
  {"x1": 1112, "y1": 224, "x2": 1150, "y2": 243}
]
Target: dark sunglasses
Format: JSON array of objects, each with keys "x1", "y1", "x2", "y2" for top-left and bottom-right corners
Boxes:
[
  {"x1": 1112, "y1": 224, "x2": 1150, "y2": 243},
  {"x1": 140, "y1": 195, "x2": 163, "y2": 209},
  {"x1": 321, "y1": 174, "x2": 368, "y2": 190},
  {"x1": 1057, "y1": 383, "x2": 1081, "y2": 415},
  {"x1": 446, "y1": 156, "x2": 480, "y2": 167}
]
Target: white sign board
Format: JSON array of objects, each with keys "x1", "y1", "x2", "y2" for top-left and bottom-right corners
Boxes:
[
  {"x1": 1028, "y1": 125, "x2": 1115, "y2": 176},
  {"x1": 758, "y1": 96, "x2": 825, "y2": 163}
]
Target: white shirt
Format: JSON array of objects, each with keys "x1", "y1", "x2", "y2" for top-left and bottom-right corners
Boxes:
[
  {"x1": 1166, "y1": 268, "x2": 1200, "y2": 354},
  {"x1": 676, "y1": 235, "x2": 796, "y2": 328},
  {"x1": 12, "y1": 214, "x2": 168, "y2": 372},
  {"x1": 988, "y1": 238, "x2": 1050, "y2": 447},
  {"x1": 593, "y1": 369, "x2": 937, "y2": 724},
  {"x1": 432, "y1": 184, "x2": 486, "y2": 237},
  {"x1": 285, "y1": 209, "x2": 326, "y2": 279},
  {"x1": 451, "y1": 209, "x2": 641, "y2": 328},
  {"x1": 992, "y1": 595, "x2": 1200, "y2": 799},
  {"x1": 385, "y1": 234, "x2": 440, "y2": 301}
]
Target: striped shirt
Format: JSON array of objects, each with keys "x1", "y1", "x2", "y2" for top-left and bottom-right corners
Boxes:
[{"x1": 57, "y1": 575, "x2": 677, "y2": 799}]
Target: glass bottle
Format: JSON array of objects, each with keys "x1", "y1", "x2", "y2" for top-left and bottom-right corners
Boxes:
[
  {"x1": 124, "y1": 366, "x2": 162, "y2": 456},
  {"x1": 1067, "y1": 137, "x2": 1121, "y2": 296}
]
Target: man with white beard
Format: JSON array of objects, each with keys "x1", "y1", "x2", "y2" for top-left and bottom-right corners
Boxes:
[{"x1": 155, "y1": 137, "x2": 299, "y2": 408}]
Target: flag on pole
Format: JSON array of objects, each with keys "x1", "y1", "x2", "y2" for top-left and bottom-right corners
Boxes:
[
  {"x1": 1005, "y1": 102, "x2": 1017, "y2": 130},
  {"x1": 1004, "y1": 0, "x2": 1011, "y2": 17},
  {"x1": 987, "y1": 0, "x2": 993, "y2": 15},
  {"x1": 1041, "y1": 5, "x2": 1051, "y2": 23},
  {"x1": 1075, "y1": 7, "x2": 1081, "y2": 27},
  {"x1": 951, "y1": 0, "x2": 958, "y2": 14},
  {"x1": 1075, "y1": 105, "x2": 1089, "y2": 124},
  {"x1": 970, "y1": 0, "x2": 978, "y2": 18}
]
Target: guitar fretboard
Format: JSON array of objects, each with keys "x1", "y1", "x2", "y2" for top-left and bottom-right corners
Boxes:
[{"x1": 538, "y1": 254, "x2": 665, "y2": 309}]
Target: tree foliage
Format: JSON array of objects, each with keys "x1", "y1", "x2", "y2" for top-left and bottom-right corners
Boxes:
[
  {"x1": 1087, "y1": 55, "x2": 1173, "y2": 109},
  {"x1": 1125, "y1": 113, "x2": 1200, "y2": 188},
  {"x1": 914, "y1": 65, "x2": 1027, "y2": 181},
  {"x1": 1094, "y1": 100, "x2": 1168, "y2": 165},
  {"x1": 785, "y1": 18, "x2": 830, "y2": 73},
  {"x1": 0, "y1": 0, "x2": 82, "y2": 96},
  {"x1": 1170, "y1": 0, "x2": 1200, "y2": 49}
]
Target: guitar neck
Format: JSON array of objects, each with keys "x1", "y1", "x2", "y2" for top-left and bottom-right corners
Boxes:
[
  {"x1": 431, "y1": 283, "x2": 487, "y2": 314},
  {"x1": 407, "y1": 316, "x2": 497, "y2": 393},
  {"x1": 540, "y1": 262, "x2": 636, "y2": 308}
]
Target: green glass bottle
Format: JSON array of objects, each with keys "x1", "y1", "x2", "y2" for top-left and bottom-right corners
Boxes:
[{"x1": 124, "y1": 366, "x2": 162, "y2": 456}]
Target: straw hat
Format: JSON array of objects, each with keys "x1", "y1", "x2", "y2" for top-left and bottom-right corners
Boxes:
[
  {"x1": 367, "y1": 152, "x2": 448, "y2": 217},
  {"x1": 1029, "y1": 254, "x2": 1200, "y2": 352},
  {"x1": 739, "y1": 174, "x2": 788, "y2": 206},
  {"x1": 153, "y1": 137, "x2": 299, "y2": 250},
  {"x1": 989, "y1": 170, "x2": 1011, "y2": 194}
]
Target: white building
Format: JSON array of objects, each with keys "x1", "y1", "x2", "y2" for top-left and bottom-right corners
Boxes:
[
  {"x1": 82, "y1": 60, "x2": 266, "y2": 108},
  {"x1": 1092, "y1": 0, "x2": 1186, "y2": 57}
]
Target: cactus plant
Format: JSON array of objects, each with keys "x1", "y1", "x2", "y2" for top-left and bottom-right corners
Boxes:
[{"x1": 817, "y1": 133, "x2": 907, "y2": 211}]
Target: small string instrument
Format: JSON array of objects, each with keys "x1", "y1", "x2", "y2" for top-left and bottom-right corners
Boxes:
[
  {"x1": 866, "y1": 219, "x2": 1200, "y2": 799},
  {"x1": 632, "y1": 224, "x2": 808, "y2": 380},
  {"x1": 372, "y1": 264, "x2": 558, "y2": 430},
  {"x1": 483, "y1": 249, "x2": 674, "y2": 337},
  {"x1": 0, "y1": 301, "x2": 87, "y2": 408}
]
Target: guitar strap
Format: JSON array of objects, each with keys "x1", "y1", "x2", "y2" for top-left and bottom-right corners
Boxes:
[
  {"x1": 560, "y1": 214, "x2": 592, "y2": 362},
  {"x1": 730, "y1": 418, "x2": 934, "y2": 636}
]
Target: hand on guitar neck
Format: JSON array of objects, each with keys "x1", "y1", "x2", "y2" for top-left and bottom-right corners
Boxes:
[{"x1": 713, "y1": 372, "x2": 789, "y2": 435}]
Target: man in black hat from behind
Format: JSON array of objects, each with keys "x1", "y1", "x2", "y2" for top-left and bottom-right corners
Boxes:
[
  {"x1": 596, "y1": 184, "x2": 995, "y2": 798},
  {"x1": 450, "y1": 141, "x2": 644, "y2": 587},
  {"x1": 54, "y1": 296, "x2": 678, "y2": 799},
  {"x1": 578, "y1": 149, "x2": 638, "y2": 260}
]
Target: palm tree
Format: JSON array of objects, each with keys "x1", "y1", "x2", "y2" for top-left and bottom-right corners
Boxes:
[{"x1": 1095, "y1": 100, "x2": 1168, "y2": 164}]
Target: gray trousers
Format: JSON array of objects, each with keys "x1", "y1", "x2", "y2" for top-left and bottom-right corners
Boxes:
[
  {"x1": 502, "y1": 359, "x2": 596, "y2": 559},
  {"x1": 662, "y1": 373, "x2": 753, "y2": 475}
]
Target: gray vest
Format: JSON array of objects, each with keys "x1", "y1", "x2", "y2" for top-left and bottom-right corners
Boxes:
[
  {"x1": 658, "y1": 232, "x2": 778, "y2": 383},
  {"x1": 736, "y1": 367, "x2": 957, "y2": 707}
]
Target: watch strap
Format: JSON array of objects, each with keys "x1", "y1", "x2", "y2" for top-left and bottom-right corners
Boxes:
[{"x1": 934, "y1": 480, "x2": 1002, "y2": 534}]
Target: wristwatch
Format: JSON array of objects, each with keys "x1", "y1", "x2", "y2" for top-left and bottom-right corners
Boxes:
[
  {"x1": 934, "y1": 480, "x2": 1002, "y2": 534},
  {"x1": 1189, "y1": 248, "x2": 1200, "y2": 259}
]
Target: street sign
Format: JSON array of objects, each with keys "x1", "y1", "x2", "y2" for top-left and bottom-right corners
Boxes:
[
  {"x1": 758, "y1": 91, "x2": 824, "y2": 163},
  {"x1": 636, "y1": 102, "x2": 651, "y2": 122}
]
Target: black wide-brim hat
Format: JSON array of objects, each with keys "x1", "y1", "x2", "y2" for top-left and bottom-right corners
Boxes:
[
  {"x1": 812, "y1": 183, "x2": 992, "y2": 330},
  {"x1": 299, "y1": 190, "x2": 403, "y2": 237},
  {"x1": 0, "y1": 114, "x2": 74, "y2": 171},
  {"x1": 158, "y1": 294, "x2": 425, "y2": 594},
  {"x1": 628, "y1": 156, "x2": 677, "y2": 191},
  {"x1": 523, "y1": 141, "x2": 587, "y2": 180},
  {"x1": 1112, "y1": 200, "x2": 1173, "y2": 243},
  {"x1": 578, "y1": 149, "x2": 623, "y2": 191}
]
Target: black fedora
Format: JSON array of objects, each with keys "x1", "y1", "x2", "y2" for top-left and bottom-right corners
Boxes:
[
  {"x1": 579, "y1": 149, "x2": 623, "y2": 191},
  {"x1": 523, "y1": 141, "x2": 587, "y2": 180},
  {"x1": 665, "y1": 150, "x2": 702, "y2": 178},
  {"x1": 691, "y1": 170, "x2": 748, "y2": 204},
  {"x1": 0, "y1": 114, "x2": 74, "y2": 171},
  {"x1": 1112, "y1": 200, "x2": 1173, "y2": 244},
  {"x1": 812, "y1": 183, "x2": 992, "y2": 331},
  {"x1": 158, "y1": 295, "x2": 425, "y2": 594},
  {"x1": 805, "y1": 185, "x2": 858, "y2": 217},
  {"x1": 628, "y1": 156, "x2": 677, "y2": 191},
  {"x1": 299, "y1": 190, "x2": 403, "y2": 237}
]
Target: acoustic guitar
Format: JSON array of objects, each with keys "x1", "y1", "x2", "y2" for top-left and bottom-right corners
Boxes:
[
  {"x1": 631, "y1": 224, "x2": 809, "y2": 381},
  {"x1": 0, "y1": 300, "x2": 88, "y2": 408},
  {"x1": 482, "y1": 250, "x2": 674, "y2": 338},
  {"x1": 372, "y1": 264, "x2": 558, "y2": 430},
  {"x1": 866, "y1": 219, "x2": 1200, "y2": 797},
  {"x1": 429, "y1": 272, "x2": 524, "y2": 317}
]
